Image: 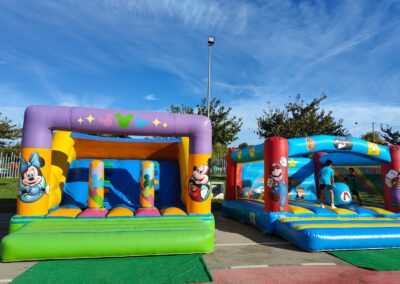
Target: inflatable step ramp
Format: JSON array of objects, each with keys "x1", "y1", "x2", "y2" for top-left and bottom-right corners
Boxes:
[
  {"x1": 276, "y1": 217, "x2": 400, "y2": 251},
  {"x1": 1, "y1": 217, "x2": 214, "y2": 262}
]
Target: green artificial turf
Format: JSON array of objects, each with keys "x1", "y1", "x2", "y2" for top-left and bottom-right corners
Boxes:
[
  {"x1": 12, "y1": 254, "x2": 213, "y2": 284},
  {"x1": 329, "y1": 249, "x2": 400, "y2": 271}
]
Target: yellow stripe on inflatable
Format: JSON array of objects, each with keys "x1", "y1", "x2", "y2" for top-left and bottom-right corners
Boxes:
[
  {"x1": 47, "y1": 208, "x2": 82, "y2": 217},
  {"x1": 362, "y1": 206, "x2": 395, "y2": 215},
  {"x1": 294, "y1": 223, "x2": 400, "y2": 230},
  {"x1": 237, "y1": 198, "x2": 264, "y2": 204},
  {"x1": 288, "y1": 205, "x2": 314, "y2": 214},
  {"x1": 322, "y1": 207, "x2": 357, "y2": 215},
  {"x1": 279, "y1": 217, "x2": 400, "y2": 222}
]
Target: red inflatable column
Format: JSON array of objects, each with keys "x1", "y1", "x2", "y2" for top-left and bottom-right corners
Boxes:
[
  {"x1": 225, "y1": 148, "x2": 237, "y2": 200},
  {"x1": 313, "y1": 152, "x2": 328, "y2": 200},
  {"x1": 381, "y1": 145, "x2": 400, "y2": 213},
  {"x1": 264, "y1": 137, "x2": 289, "y2": 212}
]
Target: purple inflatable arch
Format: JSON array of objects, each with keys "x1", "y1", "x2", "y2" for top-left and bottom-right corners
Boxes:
[{"x1": 22, "y1": 106, "x2": 212, "y2": 154}]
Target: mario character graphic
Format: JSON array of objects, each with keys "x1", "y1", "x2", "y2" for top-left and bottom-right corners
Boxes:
[
  {"x1": 385, "y1": 170, "x2": 400, "y2": 206},
  {"x1": 267, "y1": 162, "x2": 287, "y2": 211},
  {"x1": 19, "y1": 152, "x2": 49, "y2": 203},
  {"x1": 189, "y1": 165, "x2": 210, "y2": 202}
]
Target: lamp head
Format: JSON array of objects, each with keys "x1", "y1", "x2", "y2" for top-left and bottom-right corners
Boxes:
[{"x1": 208, "y1": 36, "x2": 215, "y2": 46}]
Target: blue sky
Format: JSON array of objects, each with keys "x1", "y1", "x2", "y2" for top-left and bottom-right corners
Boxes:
[{"x1": 0, "y1": 0, "x2": 399, "y2": 145}]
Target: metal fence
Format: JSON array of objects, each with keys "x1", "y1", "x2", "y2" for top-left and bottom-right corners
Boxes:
[
  {"x1": 0, "y1": 151, "x2": 20, "y2": 178},
  {"x1": 210, "y1": 155, "x2": 226, "y2": 177}
]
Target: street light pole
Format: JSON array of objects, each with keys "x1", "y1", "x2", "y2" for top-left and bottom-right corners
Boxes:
[
  {"x1": 355, "y1": 122, "x2": 358, "y2": 138},
  {"x1": 207, "y1": 36, "x2": 215, "y2": 118}
]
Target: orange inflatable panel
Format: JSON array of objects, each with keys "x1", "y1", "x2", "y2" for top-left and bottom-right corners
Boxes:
[
  {"x1": 107, "y1": 207, "x2": 135, "y2": 217},
  {"x1": 161, "y1": 207, "x2": 187, "y2": 216}
]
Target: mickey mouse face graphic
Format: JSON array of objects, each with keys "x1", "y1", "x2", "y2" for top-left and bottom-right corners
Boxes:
[
  {"x1": 19, "y1": 152, "x2": 49, "y2": 203},
  {"x1": 188, "y1": 165, "x2": 210, "y2": 202}
]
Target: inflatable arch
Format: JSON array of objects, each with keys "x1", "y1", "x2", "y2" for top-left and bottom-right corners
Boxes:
[{"x1": 1, "y1": 106, "x2": 214, "y2": 261}]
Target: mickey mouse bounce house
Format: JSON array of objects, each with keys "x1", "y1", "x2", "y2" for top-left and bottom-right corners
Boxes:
[{"x1": 1, "y1": 106, "x2": 214, "y2": 261}]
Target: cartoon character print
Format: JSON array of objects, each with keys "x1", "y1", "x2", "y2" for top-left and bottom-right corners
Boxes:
[
  {"x1": 385, "y1": 170, "x2": 400, "y2": 205},
  {"x1": 267, "y1": 162, "x2": 287, "y2": 211},
  {"x1": 188, "y1": 165, "x2": 210, "y2": 202},
  {"x1": 19, "y1": 152, "x2": 49, "y2": 203}
]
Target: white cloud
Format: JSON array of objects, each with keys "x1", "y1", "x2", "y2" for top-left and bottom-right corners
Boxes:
[{"x1": 143, "y1": 94, "x2": 159, "y2": 101}]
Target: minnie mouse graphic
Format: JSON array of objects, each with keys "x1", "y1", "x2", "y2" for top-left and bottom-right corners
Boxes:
[
  {"x1": 188, "y1": 165, "x2": 210, "y2": 202},
  {"x1": 19, "y1": 152, "x2": 49, "y2": 203}
]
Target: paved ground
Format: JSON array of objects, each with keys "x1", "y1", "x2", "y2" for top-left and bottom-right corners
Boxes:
[
  {"x1": 204, "y1": 211, "x2": 348, "y2": 269},
  {"x1": 1, "y1": 210, "x2": 400, "y2": 283}
]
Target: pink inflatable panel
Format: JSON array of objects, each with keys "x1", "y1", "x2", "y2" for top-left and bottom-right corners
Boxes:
[
  {"x1": 78, "y1": 208, "x2": 109, "y2": 218},
  {"x1": 136, "y1": 207, "x2": 161, "y2": 217}
]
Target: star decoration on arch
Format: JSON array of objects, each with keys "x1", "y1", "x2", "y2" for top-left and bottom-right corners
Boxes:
[
  {"x1": 86, "y1": 114, "x2": 95, "y2": 123},
  {"x1": 153, "y1": 117, "x2": 160, "y2": 127}
]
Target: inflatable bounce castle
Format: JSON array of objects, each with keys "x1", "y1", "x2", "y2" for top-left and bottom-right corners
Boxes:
[
  {"x1": 223, "y1": 136, "x2": 400, "y2": 251},
  {"x1": 1, "y1": 106, "x2": 214, "y2": 261}
]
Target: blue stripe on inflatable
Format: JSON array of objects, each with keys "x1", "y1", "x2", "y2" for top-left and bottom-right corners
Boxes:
[
  {"x1": 288, "y1": 135, "x2": 391, "y2": 162},
  {"x1": 280, "y1": 219, "x2": 400, "y2": 227},
  {"x1": 341, "y1": 204, "x2": 383, "y2": 216},
  {"x1": 231, "y1": 143, "x2": 264, "y2": 163},
  {"x1": 276, "y1": 222, "x2": 400, "y2": 251}
]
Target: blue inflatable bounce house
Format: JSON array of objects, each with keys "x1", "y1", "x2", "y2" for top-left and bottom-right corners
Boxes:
[{"x1": 222, "y1": 135, "x2": 400, "y2": 251}]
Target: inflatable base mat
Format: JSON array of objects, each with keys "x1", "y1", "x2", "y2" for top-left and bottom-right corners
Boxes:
[
  {"x1": 1, "y1": 217, "x2": 214, "y2": 262},
  {"x1": 276, "y1": 217, "x2": 400, "y2": 251}
]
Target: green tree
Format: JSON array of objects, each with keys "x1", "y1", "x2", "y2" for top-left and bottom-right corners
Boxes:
[
  {"x1": 212, "y1": 143, "x2": 227, "y2": 158},
  {"x1": 168, "y1": 98, "x2": 243, "y2": 145},
  {"x1": 361, "y1": 131, "x2": 386, "y2": 145},
  {"x1": 0, "y1": 113, "x2": 21, "y2": 150},
  {"x1": 256, "y1": 94, "x2": 349, "y2": 138},
  {"x1": 381, "y1": 126, "x2": 400, "y2": 145},
  {"x1": 238, "y1": 142, "x2": 249, "y2": 149}
]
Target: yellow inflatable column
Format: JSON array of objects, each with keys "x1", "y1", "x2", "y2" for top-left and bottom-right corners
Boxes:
[
  {"x1": 187, "y1": 153, "x2": 212, "y2": 214},
  {"x1": 49, "y1": 131, "x2": 75, "y2": 209},
  {"x1": 178, "y1": 137, "x2": 190, "y2": 207},
  {"x1": 17, "y1": 148, "x2": 52, "y2": 216}
]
